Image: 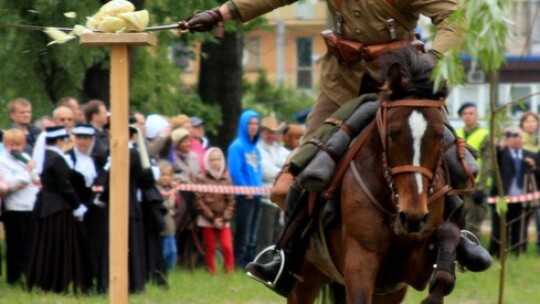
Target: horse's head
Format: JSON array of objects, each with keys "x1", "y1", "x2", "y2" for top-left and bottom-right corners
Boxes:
[{"x1": 377, "y1": 48, "x2": 448, "y2": 234}]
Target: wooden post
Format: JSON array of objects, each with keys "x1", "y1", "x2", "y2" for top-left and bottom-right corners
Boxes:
[{"x1": 81, "y1": 33, "x2": 157, "y2": 304}]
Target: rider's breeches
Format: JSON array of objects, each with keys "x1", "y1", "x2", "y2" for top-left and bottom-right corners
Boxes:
[{"x1": 303, "y1": 93, "x2": 340, "y2": 143}]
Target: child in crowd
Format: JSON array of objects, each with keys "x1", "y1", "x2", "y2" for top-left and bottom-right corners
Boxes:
[
  {"x1": 194, "y1": 148, "x2": 235, "y2": 274},
  {"x1": 156, "y1": 160, "x2": 180, "y2": 273}
]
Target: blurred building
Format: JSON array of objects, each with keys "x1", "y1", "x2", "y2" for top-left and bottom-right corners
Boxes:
[
  {"x1": 446, "y1": 0, "x2": 540, "y2": 127},
  {"x1": 179, "y1": 0, "x2": 540, "y2": 126}
]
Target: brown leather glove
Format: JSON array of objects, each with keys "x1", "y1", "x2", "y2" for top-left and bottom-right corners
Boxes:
[{"x1": 183, "y1": 8, "x2": 223, "y2": 33}]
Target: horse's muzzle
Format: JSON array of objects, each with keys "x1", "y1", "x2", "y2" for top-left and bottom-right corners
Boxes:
[{"x1": 397, "y1": 211, "x2": 428, "y2": 233}]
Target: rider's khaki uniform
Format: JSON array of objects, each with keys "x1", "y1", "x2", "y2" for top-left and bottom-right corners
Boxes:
[{"x1": 229, "y1": 0, "x2": 462, "y2": 138}]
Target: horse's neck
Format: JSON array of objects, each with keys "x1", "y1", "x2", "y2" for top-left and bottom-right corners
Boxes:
[{"x1": 355, "y1": 132, "x2": 392, "y2": 201}]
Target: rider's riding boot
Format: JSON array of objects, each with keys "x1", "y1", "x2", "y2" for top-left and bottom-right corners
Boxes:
[
  {"x1": 445, "y1": 195, "x2": 493, "y2": 272},
  {"x1": 245, "y1": 182, "x2": 311, "y2": 297}
]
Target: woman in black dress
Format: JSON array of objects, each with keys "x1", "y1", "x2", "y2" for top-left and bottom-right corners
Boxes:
[{"x1": 26, "y1": 126, "x2": 92, "y2": 293}]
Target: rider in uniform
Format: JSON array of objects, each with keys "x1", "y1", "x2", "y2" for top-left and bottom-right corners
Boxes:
[{"x1": 181, "y1": 0, "x2": 492, "y2": 296}]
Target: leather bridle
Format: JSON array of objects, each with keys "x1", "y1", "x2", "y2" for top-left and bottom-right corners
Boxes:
[{"x1": 375, "y1": 98, "x2": 449, "y2": 206}]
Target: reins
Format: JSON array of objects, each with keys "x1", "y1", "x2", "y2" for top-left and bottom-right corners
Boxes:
[
  {"x1": 324, "y1": 96, "x2": 478, "y2": 216},
  {"x1": 326, "y1": 98, "x2": 458, "y2": 216}
]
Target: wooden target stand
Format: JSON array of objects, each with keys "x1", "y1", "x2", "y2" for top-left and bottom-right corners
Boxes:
[{"x1": 81, "y1": 32, "x2": 157, "y2": 304}]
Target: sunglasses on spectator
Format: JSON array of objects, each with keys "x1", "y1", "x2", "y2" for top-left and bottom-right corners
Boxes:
[{"x1": 505, "y1": 132, "x2": 521, "y2": 138}]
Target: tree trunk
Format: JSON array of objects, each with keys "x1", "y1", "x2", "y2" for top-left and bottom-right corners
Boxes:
[
  {"x1": 82, "y1": 62, "x2": 110, "y2": 104},
  {"x1": 198, "y1": 31, "x2": 244, "y2": 152}
]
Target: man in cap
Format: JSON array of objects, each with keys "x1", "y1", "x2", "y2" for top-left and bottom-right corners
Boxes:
[
  {"x1": 456, "y1": 102, "x2": 491, "y2": 239},
  {"x1": 256, "y1": 116, "x2": 290, "y2": 254}
]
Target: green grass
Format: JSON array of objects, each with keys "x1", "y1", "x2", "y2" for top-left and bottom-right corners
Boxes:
[
  {"x1": 404, "y1": 252, "x2": 540, "y2": 304},
  {"x1": 0, "y1": 247, "x2": 539, "y2": 303},
  {"x1": 0, "y1": 268, "x2": 283, "y2": 304}
]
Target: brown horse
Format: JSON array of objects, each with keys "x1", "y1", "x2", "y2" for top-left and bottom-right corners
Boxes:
[{"x1": 289, "y1": 49, "x2": 463, "y2": 304}]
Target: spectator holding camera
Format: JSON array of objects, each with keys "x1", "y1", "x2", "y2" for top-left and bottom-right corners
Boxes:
[
  {"x1": 488, "y1": 127, "x2": 540, "y2": 256},
  {"x1": 518, "y1": 112, "x2": 540, "y2": 253},
  {"x1": 456, "y1": 102, "x2": 490, "y2": 238}
]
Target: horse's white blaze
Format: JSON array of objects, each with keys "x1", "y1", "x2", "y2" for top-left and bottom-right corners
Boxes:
[{"x1": 408, "y1": 111, "x2": 427, "y2": 194}]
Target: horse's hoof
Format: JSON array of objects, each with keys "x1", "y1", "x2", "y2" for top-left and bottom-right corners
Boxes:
[
  {"x1": 428, "y1": 269, "x2": 455, "y2": 296},
  {"x1": 421, "y1": 295, "x2": 443, "y2": 304}
]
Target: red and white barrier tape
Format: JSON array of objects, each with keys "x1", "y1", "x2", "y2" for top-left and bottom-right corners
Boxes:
[
  {"x1": 487, "y1": 191, "x2": 540, "y2": 204},
  {"x1": 167, "y1": 183, "x2": 540, "y2": 204},
  {"x1": 171, "y1": 183, "x2": 272, "y2": 196}
]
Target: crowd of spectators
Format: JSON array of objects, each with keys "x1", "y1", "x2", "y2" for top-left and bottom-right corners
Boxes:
[
  {"x1": 0, "y1": 97, "x2": 304, "y2": 294},
  {"x1": 2, "y1": 95, "x2": 539, "y2": 295}
]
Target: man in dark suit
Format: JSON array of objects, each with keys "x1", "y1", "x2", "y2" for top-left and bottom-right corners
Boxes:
[
  {"x1": 489, "y1": 127, "x2": 540, "y2": 256},
  {"x1": 82, "y1": 99, "x2": 109, "y2": 159}
]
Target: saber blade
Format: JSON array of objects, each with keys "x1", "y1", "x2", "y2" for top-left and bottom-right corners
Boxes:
[{"x1": 0, "y1": 23, "x2": 185, "y2": 33}]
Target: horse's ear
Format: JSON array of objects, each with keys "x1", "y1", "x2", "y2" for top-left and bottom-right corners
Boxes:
[{"x1": 386, "y1": 63, "x2": 402, "y2": 92}]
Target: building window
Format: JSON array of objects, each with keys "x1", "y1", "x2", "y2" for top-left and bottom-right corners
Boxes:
[
  {"x1": 243, "y1": 37, "x2": 261, "y2": 72},
  {"x1": 296, "y1": 37, "x2": 313, "y2": 89},
  {"x1": 507, "y1": 85, "x2": 532, "y2": 116}
]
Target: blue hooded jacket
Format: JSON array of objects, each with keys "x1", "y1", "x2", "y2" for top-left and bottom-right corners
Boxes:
[{"x1": 227, "y1": 110, "x2": 263, "y2": 187}]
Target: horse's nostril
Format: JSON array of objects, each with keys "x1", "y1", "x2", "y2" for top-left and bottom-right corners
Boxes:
[
  {"x1": 399, "y1": 211, "x2": 408, "y2": 225},
  {"x1": 398, "y1": 211, "x2": 427, "y2": 233}
]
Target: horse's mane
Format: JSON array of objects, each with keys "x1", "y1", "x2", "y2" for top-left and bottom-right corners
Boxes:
[{"x1": 378, "y1": 47, "x2": 448, "y2": 101}]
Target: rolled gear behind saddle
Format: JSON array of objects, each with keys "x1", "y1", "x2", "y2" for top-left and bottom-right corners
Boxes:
[
  {"x1": 443, "y1": 127, "x2": 480, "y2": 190},
  {"x1": 289, "y1": 93, "x2": 380, "y2": 192}
]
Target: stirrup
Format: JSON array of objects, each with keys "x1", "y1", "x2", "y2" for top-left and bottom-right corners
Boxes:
[
  {"x1": 246, "y1": 245, "x2": 286, "y2": 289},
  {"x1": 460, "y1": 230, "x2": 480, "y2": 244}
]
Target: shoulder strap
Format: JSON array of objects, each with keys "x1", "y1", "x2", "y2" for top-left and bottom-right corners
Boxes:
[{"x1": 375, "y1": 0, "x2": 416, "y2": 32}]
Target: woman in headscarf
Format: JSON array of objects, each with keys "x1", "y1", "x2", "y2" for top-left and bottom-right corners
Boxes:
[
  {"x1": 194, "y1": 147, "x2": 235, "y2": 274},
  {"x1": 66, "y1": 124, "x2": 108, "y2": 293},
  {"x1": 27, "y1": 126, "x2": 91, "y2": 293}
]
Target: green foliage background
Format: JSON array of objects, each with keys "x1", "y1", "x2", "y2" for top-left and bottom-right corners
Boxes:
[
  {"x1": 0, "y1": 0, "x2": 223, "y2": 131},
  {"x1": 243, "y1": 69, "x2": 314, "y2": 123}
]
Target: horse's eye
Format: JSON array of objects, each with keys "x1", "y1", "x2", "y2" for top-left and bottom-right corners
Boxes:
[{"x1": 388, "y1": 129, "x2": 401, "y2": 140}]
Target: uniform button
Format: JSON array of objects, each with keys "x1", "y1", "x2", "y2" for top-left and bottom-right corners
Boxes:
[
  {"x1": 354, "y1": 11, "x2": 361, "y2": 17},
  {"x1": 355, "y1": 29, "x2": 362, "y2": 34}
]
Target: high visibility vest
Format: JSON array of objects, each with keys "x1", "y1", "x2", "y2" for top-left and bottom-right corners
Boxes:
[
  {"x1": 456, "y1": 126, "x2": 489, "y2": 152},
  {"x1": 456, "y1": 126, "x2": 490, "y2": 185}
]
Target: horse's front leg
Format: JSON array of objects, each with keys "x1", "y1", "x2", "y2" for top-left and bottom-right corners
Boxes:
[
  {"x1": 343, "y1": 236, "x2": 380, "y2": 304},
  {"x1": 422, "y1": 222, "x2": 460, "y2": 304},
  {"x1": 287, "y1": 260, "x2": 328, "y2": 304}
]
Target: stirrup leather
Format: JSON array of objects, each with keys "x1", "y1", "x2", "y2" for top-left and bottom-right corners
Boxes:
[{"x1": 246, "y1": 246, "x2": 286, "y2": 288}]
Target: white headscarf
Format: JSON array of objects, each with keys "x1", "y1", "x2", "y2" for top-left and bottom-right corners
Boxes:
[
  {"x1": 204, "y1": 147, "x2": 225, "y2": 180},
  {"x1": 74, "y1": 147, "x2": 97, "y2": 188},
  {"x1": 145, "y1": 114, "x2": 169, "y2": 139}
]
